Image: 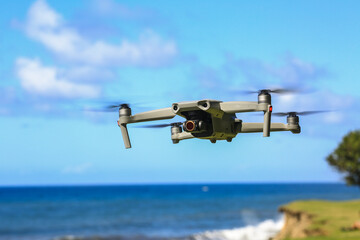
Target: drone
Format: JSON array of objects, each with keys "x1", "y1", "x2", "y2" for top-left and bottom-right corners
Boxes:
[{"x1": 111, "y1": 89, "x2": 323, "y2": 149}]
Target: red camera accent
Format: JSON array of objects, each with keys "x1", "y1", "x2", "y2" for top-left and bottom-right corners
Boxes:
[{"x1": 185, "y1": 121, "x2": 196, "y2": 131}]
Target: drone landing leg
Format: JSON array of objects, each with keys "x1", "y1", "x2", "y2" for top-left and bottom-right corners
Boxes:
[
  {"x1": 263, "y1": 110, "x2": 271, "y2": 137},
  {"x1": 119, "y1": 124, "x2": 131, "y2": 149}
]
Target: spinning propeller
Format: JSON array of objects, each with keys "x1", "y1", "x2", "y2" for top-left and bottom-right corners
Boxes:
[
  {"x1": 86, "y1": 102, "x2": 131, "y2": 112},
  {"x1": 135, "y1": 122, "x2": 183, "y2": 128},
  {"x1": 238, "y1": 88, "x2": 303, "y2": 95},
  {"x1": 107, "y1": 103, "x2": 130, "y2": 109},
  {"x1": 103, "y1": 103, "x2": 130, "y2": 111},
  {"x1": 272, "y1": 110, "x2": 329, "y2": 117}
]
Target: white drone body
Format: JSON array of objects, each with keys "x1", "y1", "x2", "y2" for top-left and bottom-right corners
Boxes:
[{"x1": 117, "y1": 90, "x2": 301, "y2": 149}]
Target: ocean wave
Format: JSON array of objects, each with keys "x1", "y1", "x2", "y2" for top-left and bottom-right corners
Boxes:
[
  {"x1": 53, "y1": 217, "x2": 284, "y2": 240},
  {"x1": 191, "y1": 217, "x2": 284, "y2": 240}
]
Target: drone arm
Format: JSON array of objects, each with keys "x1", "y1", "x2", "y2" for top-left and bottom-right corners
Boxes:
[
  {"x1": 219, "y1": 101, "x2": 267, "y2": 113},
  {"x1": 118, "y1": 107, "x2": 176, "y2": 149},
  {"x1": 239, "y1": 122, "x2": 300, "y2": 133},
  {"x1": 119, "y1": 107, "x2": 176, "y2": 127},
  {"x1": 171, "y1": 131, "x2": 194, "y2": 144},
  {"x1": 129, "y1": 107, "x2": 176, "y2": 123},
  {"x1": 220, "y1": 101, "x2": 272, "y2": 137},
  {"x1": 172, "y1": 131, "x2": 194, "y2": 140}
]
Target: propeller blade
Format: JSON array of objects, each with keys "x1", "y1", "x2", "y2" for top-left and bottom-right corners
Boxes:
[
  {"x1": 85, "y1": 102, "x2": 131, "y2": 112},
  {"x1": 296, "y1": 110, "x2": 330, "y2": 116},
  {"x1": 106, "y1": 103, "x2": 130, "y2": 109},
  {"x1": 236, "y1": 88, "x2": 303, "y2": 95},
  {"x1": 84, "y1": 108, "x2": 117, "y2": 112},
  {"x1": 135, "y1": 122, "x2": 183, "y2": 128},
  {"x1": 272, "y1": 112, "x2": 290, "y2": 116},
  {"x1": 272, "y1": 110, "x2": 330, "y2": 116},
  {"x1": 268, "y1": 88, "x2": 299, "y2": 94},
  {"x1": 136, "y1": 123, "x2": 172, "y2": 128},
  {"x1": 235, "y1": 90, "x2": 259, "y2": 94}
]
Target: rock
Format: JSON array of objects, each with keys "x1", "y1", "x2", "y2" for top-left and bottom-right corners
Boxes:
[
  {"x1": 352, "y1": 221, "x2": 360, "y2": 230},
  {"x1": 272, "y1": 207, "x2": 325, "y2": 240}
]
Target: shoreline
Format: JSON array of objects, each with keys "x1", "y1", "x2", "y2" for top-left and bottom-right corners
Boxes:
[{"x1": 272, "y1": 199, "x2": 360, "y2": 240}]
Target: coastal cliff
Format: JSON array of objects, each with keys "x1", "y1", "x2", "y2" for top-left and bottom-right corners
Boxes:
[
  {"x1": 272, "y1": 206, "x2": 325, "y2": 240},
  {"x1": 271, "y1": 200, "x2": 360, "y2": 240}
]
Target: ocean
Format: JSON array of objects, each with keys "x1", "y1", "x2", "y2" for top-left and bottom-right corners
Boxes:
[{"x1": 0, "y1": 183, "x2": 359, "y2": 240}]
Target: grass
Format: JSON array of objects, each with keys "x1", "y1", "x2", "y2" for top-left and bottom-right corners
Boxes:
[{"x1": 282, "y1": 200, "x2": 360, "y2": 240}]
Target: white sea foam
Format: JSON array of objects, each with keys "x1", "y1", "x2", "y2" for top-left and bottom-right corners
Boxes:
[
  {"x1": 52, "y1": 218, "x2": 284, "y2": 240},
  {"x1": 191, "y1": 217, "x2": 284, "y2": 240}
]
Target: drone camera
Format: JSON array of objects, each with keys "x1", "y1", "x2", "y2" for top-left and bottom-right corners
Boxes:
[
  {"x1": 185, "y1": 121, "x2": 196, "y2": 131},
  {"x1": 183, "y1": 120, "x2": 206, "y2": 132}
]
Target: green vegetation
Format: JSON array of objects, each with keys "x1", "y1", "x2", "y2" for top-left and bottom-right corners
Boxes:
[
  {"x1": 326, "y1": 130, "x2": 360, "y2": 187},
  {"x1": 283, "y1": 200, "x2": 360, "y2": 240}
]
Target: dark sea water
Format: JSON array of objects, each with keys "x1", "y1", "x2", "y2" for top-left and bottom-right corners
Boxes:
[{"x1": 0, "y1": 183, "x2": 359, "y2": 240}]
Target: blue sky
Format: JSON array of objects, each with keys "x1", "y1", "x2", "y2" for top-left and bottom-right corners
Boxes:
[{"x1": 1, "y1": 0, "x2": 360, "y2": 185}]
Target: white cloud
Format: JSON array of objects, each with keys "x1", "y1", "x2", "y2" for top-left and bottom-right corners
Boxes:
[
  {"x1": 13, "y1": 0, "x2": 177, "y2": 102},
  {"x1": 16, "y1": 57, "x2": 100, "y2": 98},
  {"x1": 200, "y1": 55, "x2": 358, "y2": 130},
  {"x1": 274, "y1": 90, "x2": 355, "y2": 125},
  {"x1": 25, "y1": 0, "x2": 177, "y2": 67},
  {"x1": 277, "y1": 90, "x2": 354, "y2": 111},
  {"x1": 91, "y1": 0, "x2": 154, "y2": 19},
  {"x1": 265, "y1": 56, "x2": 326, "y2": 86},
  {"x1": 64, "y1": 66, "x2": 114, "y2": 82},
  {"x1": 222, "y1": 55, "x2": 328, "y2": 89}
]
